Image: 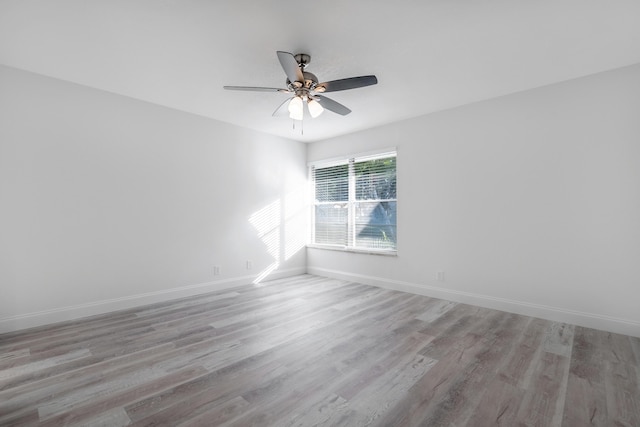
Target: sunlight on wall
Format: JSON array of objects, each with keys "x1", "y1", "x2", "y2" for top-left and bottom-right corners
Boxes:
[
  {"x1": 249, "y1": 199, "x2": 281, "y2": 284},
  {"x1": 249, "y1": 186, "x2": 308, "y2": 284},
  {"x1": 284, "y1": 187, "x2": 308, "y2": 260},
  {"x1": 249, "y1": 199, "x2": 281, "y2": 261}
]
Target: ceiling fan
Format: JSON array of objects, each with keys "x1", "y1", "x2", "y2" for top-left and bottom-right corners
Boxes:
[{"x1": 224, "y1": 51, "x2": 378, "y2": 120}]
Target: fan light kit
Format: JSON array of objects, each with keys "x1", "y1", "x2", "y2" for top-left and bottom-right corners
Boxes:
[{"x1": 224, "y1": 51, "x2": 378, "y2": 122}]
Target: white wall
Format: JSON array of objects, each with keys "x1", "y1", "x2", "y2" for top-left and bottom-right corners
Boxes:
[
  {"x1": 3, "y1": 63, "x2": 639, "y2": 337},
  {"x1": 308, "y1": 64, "x2": 640, "y2": 337},
  {"x1": 0, "y1": 65, "x2": 308, "y2": 333}
]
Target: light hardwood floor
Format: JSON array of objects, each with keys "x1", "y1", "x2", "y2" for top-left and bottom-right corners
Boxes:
[{"x1": 1, "y1": 274, "x2": 639, "y2": 426}]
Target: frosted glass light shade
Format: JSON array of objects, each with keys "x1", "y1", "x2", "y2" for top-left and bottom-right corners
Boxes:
[
  {"x1": 308, "y1": 99, "x2": 324, "y2": 118},
  {"x1": 288, "y1": 96, "x2": 304, "y2": 121}
]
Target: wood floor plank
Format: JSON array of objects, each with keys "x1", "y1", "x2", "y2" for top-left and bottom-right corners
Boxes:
[
  {"x1": 0, "y1": 274, "x2": 638, "y2": 426},
  {"x1": 281, "y1": 393, "x2": 350, "y2": 427},
  {"x1": 134, "y1": 291, "x2": 241, "y2": 317},
  {"x1": 334, "y1": 331, "x2": 435, "y2": 403},
  {"x1": 176, "y1": 396, "x2": 251, "y2": 427},
  {"x1": 562, "y1": 326, "x2": 611, "y2": 426},
  {"x1": 542, "y1": 321, "x2": 575, "y2": 358},
  {"x1": 630, "y1": 336, "x2": 640, "y2": 365},
  {"x1": 497, "y1": 317, "x2": 548, "y2": 388},
  {"x1": 465, "y1": 377, "x2": 525, "y2": 426},
  {"x1": 124, "y1": 359, "x2": 286, "y2": 424},
  {"x1": 0, "y1": 348, "x2": 31, "y2": 370},
  {"x1": 562, "y1": 375, "x2": 608, "y2": 426},
  {"x1": 66, "y1": 407, "x2": 131, "y2": 427},
  {"x1": 338, "y1": 353, "x2": 439, "y2": 426},
  {"x1": 0, "y1": 348, "x2": 91, "y2": 382},
  {"x1": 604, "y1": 360, "x2": 640, "y2": 426},
  {"x1": 0, "y1": 342, "x2": 174, "y2": 401},
  {"x1": 38, "y1": 365, "x2": 208, "y2": 426},
  {"x1": 514, "y1": 351, "x2": 571, "y2": 426},
  {"x1": 0, "y1": 311, "x2": 138, "y2": 350},
  {"x1": 415, "y1": 299, "x2": 457, "y2": 323}
]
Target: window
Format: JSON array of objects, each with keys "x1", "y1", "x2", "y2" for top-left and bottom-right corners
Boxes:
[{"x1": 311, "y1": 151, "x2": 397, "y2": 252}]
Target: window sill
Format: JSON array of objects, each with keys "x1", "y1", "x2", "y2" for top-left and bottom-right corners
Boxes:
[{"x1": 307, "y1": 244, "x2": 398, "y2": 257}]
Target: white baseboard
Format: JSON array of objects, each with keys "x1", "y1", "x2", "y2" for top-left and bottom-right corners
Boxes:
[
  {"x1": 0, "y1": 267, "x2": 306, "y2": 334},
  {"x1": 307, "y1": 266, "x2": 640, "y2": 338}
]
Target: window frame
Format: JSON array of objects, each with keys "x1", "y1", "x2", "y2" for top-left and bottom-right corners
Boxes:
[{"x1": 309, "y1": 149, "x2": 398, "y2": 255}]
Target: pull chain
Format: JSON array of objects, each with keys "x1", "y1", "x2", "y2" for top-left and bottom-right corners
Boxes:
[{"x1": 292, "y1": 119, "x2": 304, "y2": 136}]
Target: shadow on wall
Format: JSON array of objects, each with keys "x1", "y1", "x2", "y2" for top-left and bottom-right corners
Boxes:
[{"x1": 249, "y1": 186, "x2": 307, "y2": 284}]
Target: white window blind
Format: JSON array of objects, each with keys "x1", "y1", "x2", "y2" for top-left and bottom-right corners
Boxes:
[{"x1": 311, "y1": 151, "x2": 397, "y2": 252}]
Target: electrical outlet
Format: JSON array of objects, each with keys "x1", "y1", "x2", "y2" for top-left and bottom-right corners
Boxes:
[
  {"x1": 437, "y1": 271, "x2": 445, "y2": 282},
  {"x1": 213, "y1": 266, "x2": 220, "y2": 276},
  {"x1": 246, "y1": 260, "x2": 252, "y2": 270}
]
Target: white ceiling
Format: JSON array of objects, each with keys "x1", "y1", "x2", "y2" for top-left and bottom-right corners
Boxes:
[{"x1": 1, "y1": 1, "x2": 639, "y2": 143}]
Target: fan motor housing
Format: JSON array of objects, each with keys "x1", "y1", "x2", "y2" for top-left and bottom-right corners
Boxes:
[
  {"x1": 303, "y1": 72, "x2": 318, "y2": 86},
  {"x1": 286, "y1": 71, "x2": 320, "y2": 92}
]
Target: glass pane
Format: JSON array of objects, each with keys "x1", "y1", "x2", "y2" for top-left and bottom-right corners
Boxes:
[
  {"x1": 354, "y1": 201, "x2": 397, "y2": 250},
  {"x1": 315, "y1": 164, "x2": 349, "y2": 202},
  {"x1": 314, "y1": 203, "x2": 348, "y2": 246},
  {"x1": 355, "y1": 157, "x2": 396, "y2": 200}
]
